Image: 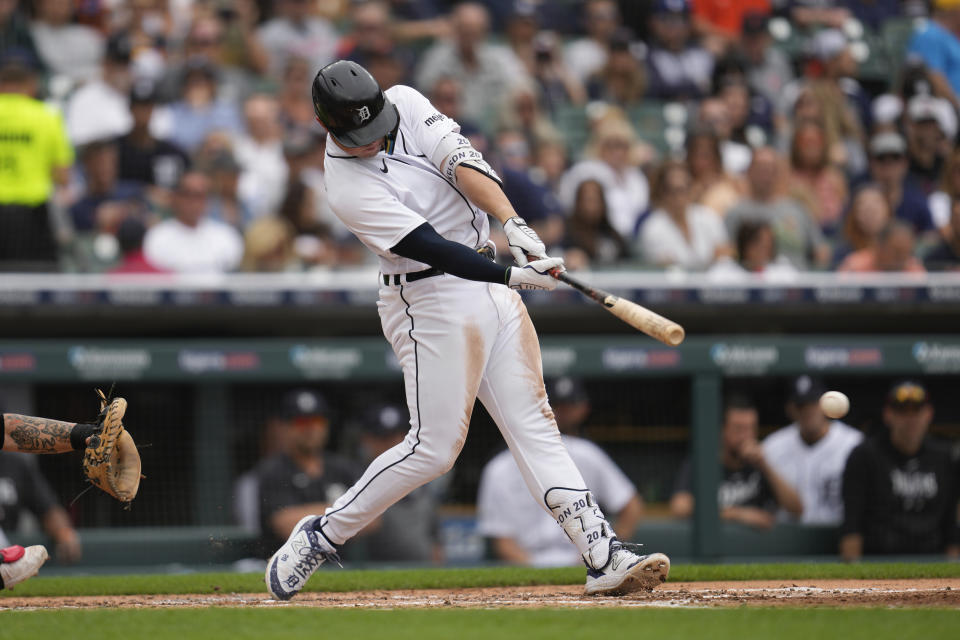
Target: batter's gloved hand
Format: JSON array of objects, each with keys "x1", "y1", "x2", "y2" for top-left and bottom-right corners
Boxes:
[
  {"x1": 507, "y1": 257, "x2": 565, "y2": 290},
  {"x1": 503, "y1": 216, "x2": 546, "y2": 266},
  {"x1": 82, "y1": 388, "x2": 142, "y2": 504}
]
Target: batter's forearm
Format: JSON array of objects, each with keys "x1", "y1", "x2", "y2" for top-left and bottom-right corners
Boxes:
[
  {"x1": 392, "y1": 223, "x2": 509, "y2": 284},
  {"x1": 456, "y1": 166, "x2": 517, "y2": 225},
  {"x1": 2, "y1": 414, "x2": 78, "y2": 453}
]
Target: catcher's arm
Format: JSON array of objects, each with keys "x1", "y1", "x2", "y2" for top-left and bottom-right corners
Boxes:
[{"x1": 1, "y1": 414, "x2": 98, "y2": 454}]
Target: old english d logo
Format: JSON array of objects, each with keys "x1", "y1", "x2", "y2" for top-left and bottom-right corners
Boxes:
[{"x1": 357, "y1": 106, "x2": 371, "y2": 123}]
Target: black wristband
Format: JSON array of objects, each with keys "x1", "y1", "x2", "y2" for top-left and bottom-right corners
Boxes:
[
  {"x1": 70, "y1": 423, "x2": 100, "y2": 451},
  {"x1": 0, "y1": 414, "x2": 4, "y2": 450}
]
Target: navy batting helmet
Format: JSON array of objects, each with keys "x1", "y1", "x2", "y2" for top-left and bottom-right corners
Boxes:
[{"x1": 312, "y1": 60, "x2": 399, "y2": 149}]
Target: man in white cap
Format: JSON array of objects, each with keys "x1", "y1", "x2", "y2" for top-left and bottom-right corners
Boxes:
[{"x1": 905, "y1": 94, "x2": 956, "y2": 194}]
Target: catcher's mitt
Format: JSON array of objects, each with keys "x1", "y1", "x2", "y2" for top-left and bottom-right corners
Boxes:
[{"x1": 82, "y1": 388, "x2": 142, "y2": 503}]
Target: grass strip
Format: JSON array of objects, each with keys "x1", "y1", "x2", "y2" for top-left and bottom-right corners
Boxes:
[
  {"x1": 2, "y1": 562, "x2": 958, "y2": 599},
  {"x1": 2, "y1": 608, "x2": 958, "y2": 640}
]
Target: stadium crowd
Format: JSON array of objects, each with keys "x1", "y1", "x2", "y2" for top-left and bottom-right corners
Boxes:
[{"x1": 2, "y1": 0, "x2": 960, "y2": 274}]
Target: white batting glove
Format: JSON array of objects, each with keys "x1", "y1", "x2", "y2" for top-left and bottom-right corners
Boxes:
[
  {"x1": 507, "y1": 257, "x2": 564, "y2": 290},
  {"x1": 503, "y1": 216, "x2": 546, "y2": 266}
]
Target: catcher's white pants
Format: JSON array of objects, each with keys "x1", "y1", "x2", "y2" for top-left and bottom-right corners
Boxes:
[{"x1": 318, "y1": 275, "x2": 588, "y2": 545}]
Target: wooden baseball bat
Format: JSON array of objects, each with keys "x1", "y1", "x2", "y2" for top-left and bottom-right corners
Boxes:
[{"x1": 554, "y1": 272, "x2": 685, "y2": 347}]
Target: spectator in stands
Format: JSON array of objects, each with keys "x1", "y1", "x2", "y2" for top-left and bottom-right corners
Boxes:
[
  {"x1": 840, "y1": 381, "x2": 960, "y2": 562},
  {"x1": 65, "y1": 33, "x2": 134, "y2": 147},
  {"x1": 560, "y1": 117, "x2": 650, "y2": 239},
  {"x1": 670, "y1": 395, "x2": 803, "y2": 529},
  {"x1": 69, "y1": 138, "x2": 144, "y2": 233},
  {"x1": 504, "y1": 0, "x2": 539, "y2": 72},
  {"x1": 762, "y1": 376, "x2": 863, "y2": 525},
  {"x1": 163, "y1": 60, "x2": 243, "y2": 153},
  {"x1": 108, "y1": 216, "x2": 166, "y2": 274},
  {"x1": 690, "y1": 0, "x2": 771, "y2": 55},
  {"x1": 925, "y1": 199, "x2": 960, "y2": 270},
  {"x1": 478, "y1": 377, "x2": 643, "y2": 566},
  {"x1": 358, "y1": 403, "x2": 445, "y2": 564},
  {"x1": 788, "y1": 118, "x2": 848, "y2": 235},
  {"x1": 257, "y1": 389, "x2": 363, "y2": 555},
  {"x1": 564, "y1": 0, "x2": 621, "y2": 83},
  {"x1": 340, "y1": 0, "x2": 413, "y2": 89},
  {"x1": 257, "y1": 0, "x2": 338, "y2": 80},
  {"x1": 699, "y1": 97, "x2": 751, "y2": 176},
  {"x1": 788, "y1": 0, "x2": 851, "y2": 29},
  {"x1": 646, "y1": 0, "x2": 714, "y2": 101},
  {"x1": 29, "y1": 0, "x2": 103, "y2": 83},
  {"x1": 496, "y1": 84, "x2": 562, "y2": 159},
  {"x1": 838, "y1": 221, "x2": 927, "y2": 273},
  {"x1": 157, "y1": 13, "x2": 261, "y2": 105},
  {"x1": 726, "y1": 147, "x2": 829, "y2": 270},
  {"x1": 235, "y1": 94, "x2": 289, "y2": 221},
  {"x1": 908, "y1": 0, "x2": 960, "y2": 107},
  {"x1": 216, "y1": 0, "x2": 270, "y2": 77},
  {"x1": 199, "y1": 149, "x2": 250, "y2": 230},
  {"x1": 241, "y1": 216, "x2": 299, "y2": 272},
  {"x1": 806, "y1": 29, "x2": 871, "y2": 140},
  {"x1": 532, "y1": 138, "x2": 569, "y2": 198},
  {"x1": 529, "y1": 30, "x2": 587, "y2": 114},
  {"x1": 904, "y1": 95, "x2": 955, "y2": 195},
  {"x1": 865, "y1": 132, "x2": 937, "y2": 238},
  {"x1": 0, "y1": 60, "x2": 72, "y2": 272},
  {"x1": 638, "y1": 160, "x2": 732, "y2": 270},
  {"x1": 707, "y1": 220, "x2": 799, "y2": 281},
  {"x1": 143, "y1": 171, "x2": 244, "y2": 273},
  {"x1": 0, "y1": 0, "x2": 42, "y2": 69},
  {"x1": 585, "y1": 28, "x2": 647, "y2": 108},
  {"x1": 928, "y1": 147, "x2": 960, "y2": 234},
  {"x1": 278, "y1": 57, "x2": 318, "y2": 138},
  {"x1": 117, "y1": 81, "x2": 189, "y2": 192},
  {"x1": 427, "y1": 74, "x2": 483, "y2": 142},
  {"x1": 686, "y1": 126, "x2": 744, "y2": 217},
  {"x1": 562, "y1": 179, "x2": 630, "y2": 269},
  {"x1": 415, "y1": 2, "x2": 529, "y2": 132},
  {"x1": 834, "y1": 184, "x2": 894, "y2": 266},
  {"x1": 0, "y1": 452, "x2": 81, "y2": 563},
  {"x1": 741, "y1": 12, "x2": 794, "y2": 107}
]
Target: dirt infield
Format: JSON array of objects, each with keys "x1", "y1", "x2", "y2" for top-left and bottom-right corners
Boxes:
[{"x1": 2, "y1": 579, "x2": 958, "y2": 610}]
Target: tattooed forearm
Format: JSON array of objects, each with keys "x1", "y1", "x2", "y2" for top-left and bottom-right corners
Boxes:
[{"x1": 4, "y1": 414, "x2": 76, "y2": 453}]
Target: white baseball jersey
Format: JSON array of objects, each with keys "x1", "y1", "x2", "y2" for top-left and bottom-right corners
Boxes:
[
  {"x1": 477, "y1": 435, "x2": 637, "y2": 567},
  {"x1": 762, "y1": 421, "x2": 863, "y2": 525},
  {"x1": 315, "y1": 84, "x2": 597, "y2": 555},
  {"x1": 324, "y1": 84, "x2": 490, "y2": 276}
]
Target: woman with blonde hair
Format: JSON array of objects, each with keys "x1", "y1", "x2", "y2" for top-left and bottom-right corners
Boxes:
[
  {"x1": 558, "y1": 115, "x2": 650, "y2": 238},
  {"x1": 788, "y1": 118, "x2": 849, "y2": 234},
  {"x1": 833, "y1": 184, "x2": 893, "y2": 266}
]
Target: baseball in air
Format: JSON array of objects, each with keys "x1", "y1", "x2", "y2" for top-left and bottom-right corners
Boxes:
[{"x1": 819, "y1": 391, "x2": 850, "y2": 419}]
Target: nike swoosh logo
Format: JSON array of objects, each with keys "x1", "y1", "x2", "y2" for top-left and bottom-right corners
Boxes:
[{"x1": 380, "y1": 160, "x2": 388, "y2": 173}]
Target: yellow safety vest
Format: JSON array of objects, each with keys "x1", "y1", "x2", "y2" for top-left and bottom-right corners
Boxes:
[{"x1": 0, "y1": 93, "x2": 74, "y2": 205}]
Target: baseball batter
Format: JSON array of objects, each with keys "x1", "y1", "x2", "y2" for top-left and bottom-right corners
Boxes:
[{"x1": 266, "y1": 61, "x2": 669, "y2": 600}]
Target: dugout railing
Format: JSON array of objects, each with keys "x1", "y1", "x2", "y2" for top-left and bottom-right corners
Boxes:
[{"x1": 5, "y1": 333, "x2": 959, "y2": 570}]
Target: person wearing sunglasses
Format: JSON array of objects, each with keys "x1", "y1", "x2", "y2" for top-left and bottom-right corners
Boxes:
[{"x1": 839, "y1": 381, "x2": 960, "y2": 562}]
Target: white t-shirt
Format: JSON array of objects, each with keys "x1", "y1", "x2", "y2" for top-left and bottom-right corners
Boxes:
[
  {"x1": 234, "y1": 136, "x2": 289, "y2": 221},
  {"x1": 476, "y1": 435, "x2": 637, "y2": 567},
  {"x1": 143, "y1": 217, "x2": 244, "y2": 273},
  {"x1": 324, "y1": 84, "x2": 491, "y2": 275},
  {"x1": 558, "y1": 160, "x2": 650, "y2": 239},
  {"x1": 638, "y1": 205, "x2": 729, "y2": 270},
  {"x1": 762, "y1": 421, "x2": 863, "y2": 525}
]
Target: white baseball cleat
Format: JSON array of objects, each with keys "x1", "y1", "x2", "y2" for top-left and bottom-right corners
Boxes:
[
  {"x1": 584, "y1": 543, "x2": 670, "y2": 596},
  {"x1": 0, "y1": 545, "x2": 49, "y2": 589},
  {"x1": 265, "y1": 515, "x2": 340, "y2": 601}
]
